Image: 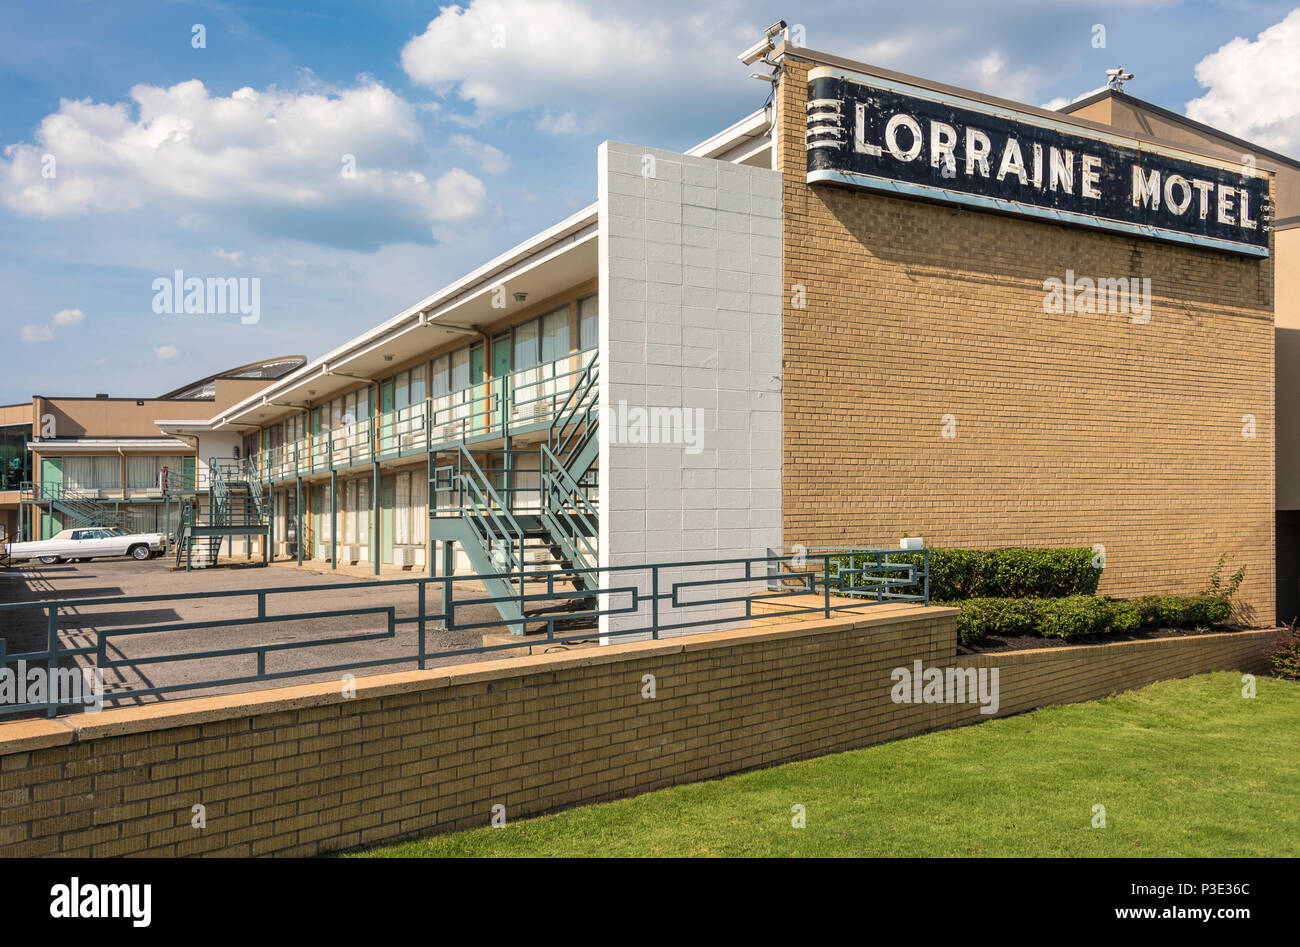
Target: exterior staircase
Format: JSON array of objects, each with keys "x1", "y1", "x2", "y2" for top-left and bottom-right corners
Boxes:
[
  {"x1": 22, "y1": 482, "x2": 127, "y2": 531},
  {"x1": 175, "y1": 458, "x2": 271, "y2": 570},
  {"x1": 430, "y1": 356, "x2": 600, "y2": 635}
]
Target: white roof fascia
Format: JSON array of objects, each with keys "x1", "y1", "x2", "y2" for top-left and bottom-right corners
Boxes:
[{"x1": 28, "y1": 437, "x2": 192, "y2": 452}]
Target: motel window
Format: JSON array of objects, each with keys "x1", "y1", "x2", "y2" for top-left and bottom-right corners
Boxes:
[
  {"x1": 386, "y1": 367, "x2": 427, "y2": 411},
  {"x1": 451, "y1": 347, "x2": 471, "y2": 392},
  {"x1": 390, "y1": 469, "x2": 426, "y2": 547},
  {"x1": 579, "y1": 294, "x2": 597, "y2": 351},
  {"x1": 126, "y1": 455, "x2": 185, "y2": 490},
  {"x1": 540, "y1": 306, "x2": 570, "y2": 365},
  {"x1": 432, "y1": 355, "x2": 450, "y2": 398},
  {"x1": 513, "y1": 319, "x2": 539, "y2": 371},
  {"x1": 63, "y1": 456, "x2": 120, "y2": 490}
]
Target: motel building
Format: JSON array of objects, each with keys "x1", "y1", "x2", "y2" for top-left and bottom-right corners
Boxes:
[
  {"x1": 4, "y1": 41, "x2": 1292, "y2": 637},
  {"x1": 0, "y1": 357, "x2": 304, "y2": 548}
]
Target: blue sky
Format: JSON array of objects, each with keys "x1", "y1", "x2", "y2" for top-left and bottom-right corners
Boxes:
[{"x1": 2, "y1": 0, "x2": 1298, "y2": 404}]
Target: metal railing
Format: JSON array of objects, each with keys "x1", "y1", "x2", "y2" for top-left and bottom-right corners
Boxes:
[
  {"x1": 19, "y1": 481, "x2": 128, "y2": 530},
  {"x1": 248, "y1": 351, "x2": 598, "y2": 485},
  {"x1": 766, "y1": 546, "x2": 932, "y2": 603},
  {"x1": 0, "y1": 549, "x2": 929, "y2": 717}
]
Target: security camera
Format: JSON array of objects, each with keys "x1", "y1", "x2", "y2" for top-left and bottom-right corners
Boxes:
[
  {"x1": 739, "y1": 20, "x2": 789, "y2": 65},
  {"x1": 739, "y1": 37, "x2": 775, "y2": 66}
]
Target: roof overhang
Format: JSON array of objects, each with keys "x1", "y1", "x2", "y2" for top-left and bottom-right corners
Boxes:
[
  {"x1": 167, "y1": 204, "x2": 599, "y2": 432},
  {"x1": 28, "y1": 437, "x2": 193, "y2": 453}
]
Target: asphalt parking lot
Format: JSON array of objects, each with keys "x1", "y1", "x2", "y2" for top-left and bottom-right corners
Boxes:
[{"x1": 0, "y1": 556, "x2": 595, "y2": 713}]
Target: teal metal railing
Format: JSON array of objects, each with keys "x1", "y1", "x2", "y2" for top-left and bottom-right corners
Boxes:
[
  {"x1": 0, "y1": 548, "x2": 930, "y2": 717},
  {"x1": 432, "y1": 445, "x2": 529, "y2": 584},
  {"x1": 248, "y1": 351, "x2": 597, "y2": 485},
  {"x1": 765, "y1": 546, "x2": 932, "y2": 603},
  {"x1": 20, "y1": 481, "x2": 128, "y2": 531}
]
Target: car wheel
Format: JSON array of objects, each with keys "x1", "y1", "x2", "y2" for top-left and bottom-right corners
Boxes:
[
  {"x1": 129, "y1": 545, "x2": 151, "y2": 561},
  {"x1": 38, "y1": 555, "x2": 62, "y2": 564}
]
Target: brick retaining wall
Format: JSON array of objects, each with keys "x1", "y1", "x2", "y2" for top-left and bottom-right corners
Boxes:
[{"x1": 0, "y1": 607, "x2": 1281, "y2": 857}]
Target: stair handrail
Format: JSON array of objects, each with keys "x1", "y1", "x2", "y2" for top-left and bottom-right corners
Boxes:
[
  {"x1": 439, "y1": 445, "x2": 529, "y2": 597},
  {"x1": 548, "y1": 357, "x2": 599, "y2": 465},
  {"x1": 538, "y1": 443, "x2": 598, "y2": 579}
]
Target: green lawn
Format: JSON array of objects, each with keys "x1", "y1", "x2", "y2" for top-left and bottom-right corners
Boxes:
[{"x1": 350, "y1": 672, "x2": 1300, "y2": 858}]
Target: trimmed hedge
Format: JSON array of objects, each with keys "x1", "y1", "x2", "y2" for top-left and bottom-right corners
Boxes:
[
  {"x1": 952, "y1": 593, "x2": 1233, "y2": 645},
  {"x1": 833, "y1": 546, "x2": 1100, "y2": 601}
]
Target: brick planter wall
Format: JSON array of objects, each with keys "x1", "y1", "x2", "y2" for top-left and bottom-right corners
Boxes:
[{"x1": 0, "y1": 607, "x2": 1281, "y2": 857}]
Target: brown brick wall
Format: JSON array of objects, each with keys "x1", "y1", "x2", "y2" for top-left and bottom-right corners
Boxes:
[
  {"x1": 776, "y1": 55, "x2": 1276, "y2": 623},
  {"x1": 0, "y1": 605, "x2": 1281, "y2": 857}
]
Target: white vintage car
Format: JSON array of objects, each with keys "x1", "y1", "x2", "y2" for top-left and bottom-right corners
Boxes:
[{"x1": 4, "y1": 527, "x2": 168, "y2": 564}]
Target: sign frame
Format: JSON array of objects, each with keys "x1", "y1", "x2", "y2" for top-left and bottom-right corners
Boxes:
[{"x1": 805, "y1": 66, "x2": 1272, "y2": 258}]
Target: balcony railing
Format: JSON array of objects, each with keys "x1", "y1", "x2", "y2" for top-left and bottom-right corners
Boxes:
[{"x1": 251, "y1": 350, "x2": 597, "y2": 484}]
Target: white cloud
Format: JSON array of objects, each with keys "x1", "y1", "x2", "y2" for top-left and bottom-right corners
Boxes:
[
  {"x1": 52, "y1": 308, "x2": 84, "y2": 326},
  {"x1": 450, "y1": 134, "x2": 511, "y2": 174},
  {"x1": 1185, "y1": 9, "x2": 1300, "y2": 157},
  {"x1": 154, "y1": 345, "x2": 180, "y2": 360},
  {"x1": 432, "y1": 167, "x2": 490, "y2": 218},
  {"x1": 400, "y1": 0, "x2": 751, "y2": 121},
  {"x1": 535, "y1": 111, "x2": 580, "y2": 135},
  {"x1": 1, "y1": 79, "x2": 490, "y2": 249},
  {"x1": 20, "y1": 324, "x2": 53, "y2": 343},
  {"x1": 965, "y1": 50, "x2": 1042, "y2": 104}
]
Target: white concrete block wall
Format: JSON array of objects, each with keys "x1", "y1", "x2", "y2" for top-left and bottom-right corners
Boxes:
[{"x1": 597, "y1": 141, "x2": 783, "y2": 641}]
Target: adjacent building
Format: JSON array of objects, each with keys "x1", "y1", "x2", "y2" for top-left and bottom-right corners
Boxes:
[{"x1": 2, "y1": 357, "x2": 303, "y2": 545}]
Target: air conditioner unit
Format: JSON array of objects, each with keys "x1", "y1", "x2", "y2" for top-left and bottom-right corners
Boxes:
[
  {"x1": 339, "y1": 544, "x2": 358, "y2": 564},
  {"x1": 393, "y1": 547, "x2": 416, "y2": 567}
]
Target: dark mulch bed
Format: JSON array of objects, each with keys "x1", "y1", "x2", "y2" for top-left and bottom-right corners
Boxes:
[{"x1": 957, "y1": 623, "x2": 1250, "y2": 654}]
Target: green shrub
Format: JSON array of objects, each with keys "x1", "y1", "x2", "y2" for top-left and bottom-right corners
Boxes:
[
  {"x1": 1267, "y1": 628, "x2": 1300, "y2": 681},
  {"x1": 1109, "y1": 599, "x2": 1142, "y2": 634},
  {"x1": 833, "y1": 546, "x2": 1100, "y2": 601},
  {"x1": 1035, "y1": 596, "x2": 1112, "y2": 639},
  {"x1": 952, "y1": 592, "x2": 1234, "y2": 644},
  {"x1": 953, "y1": 597, "x2": 1037, "y2": 644}
]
